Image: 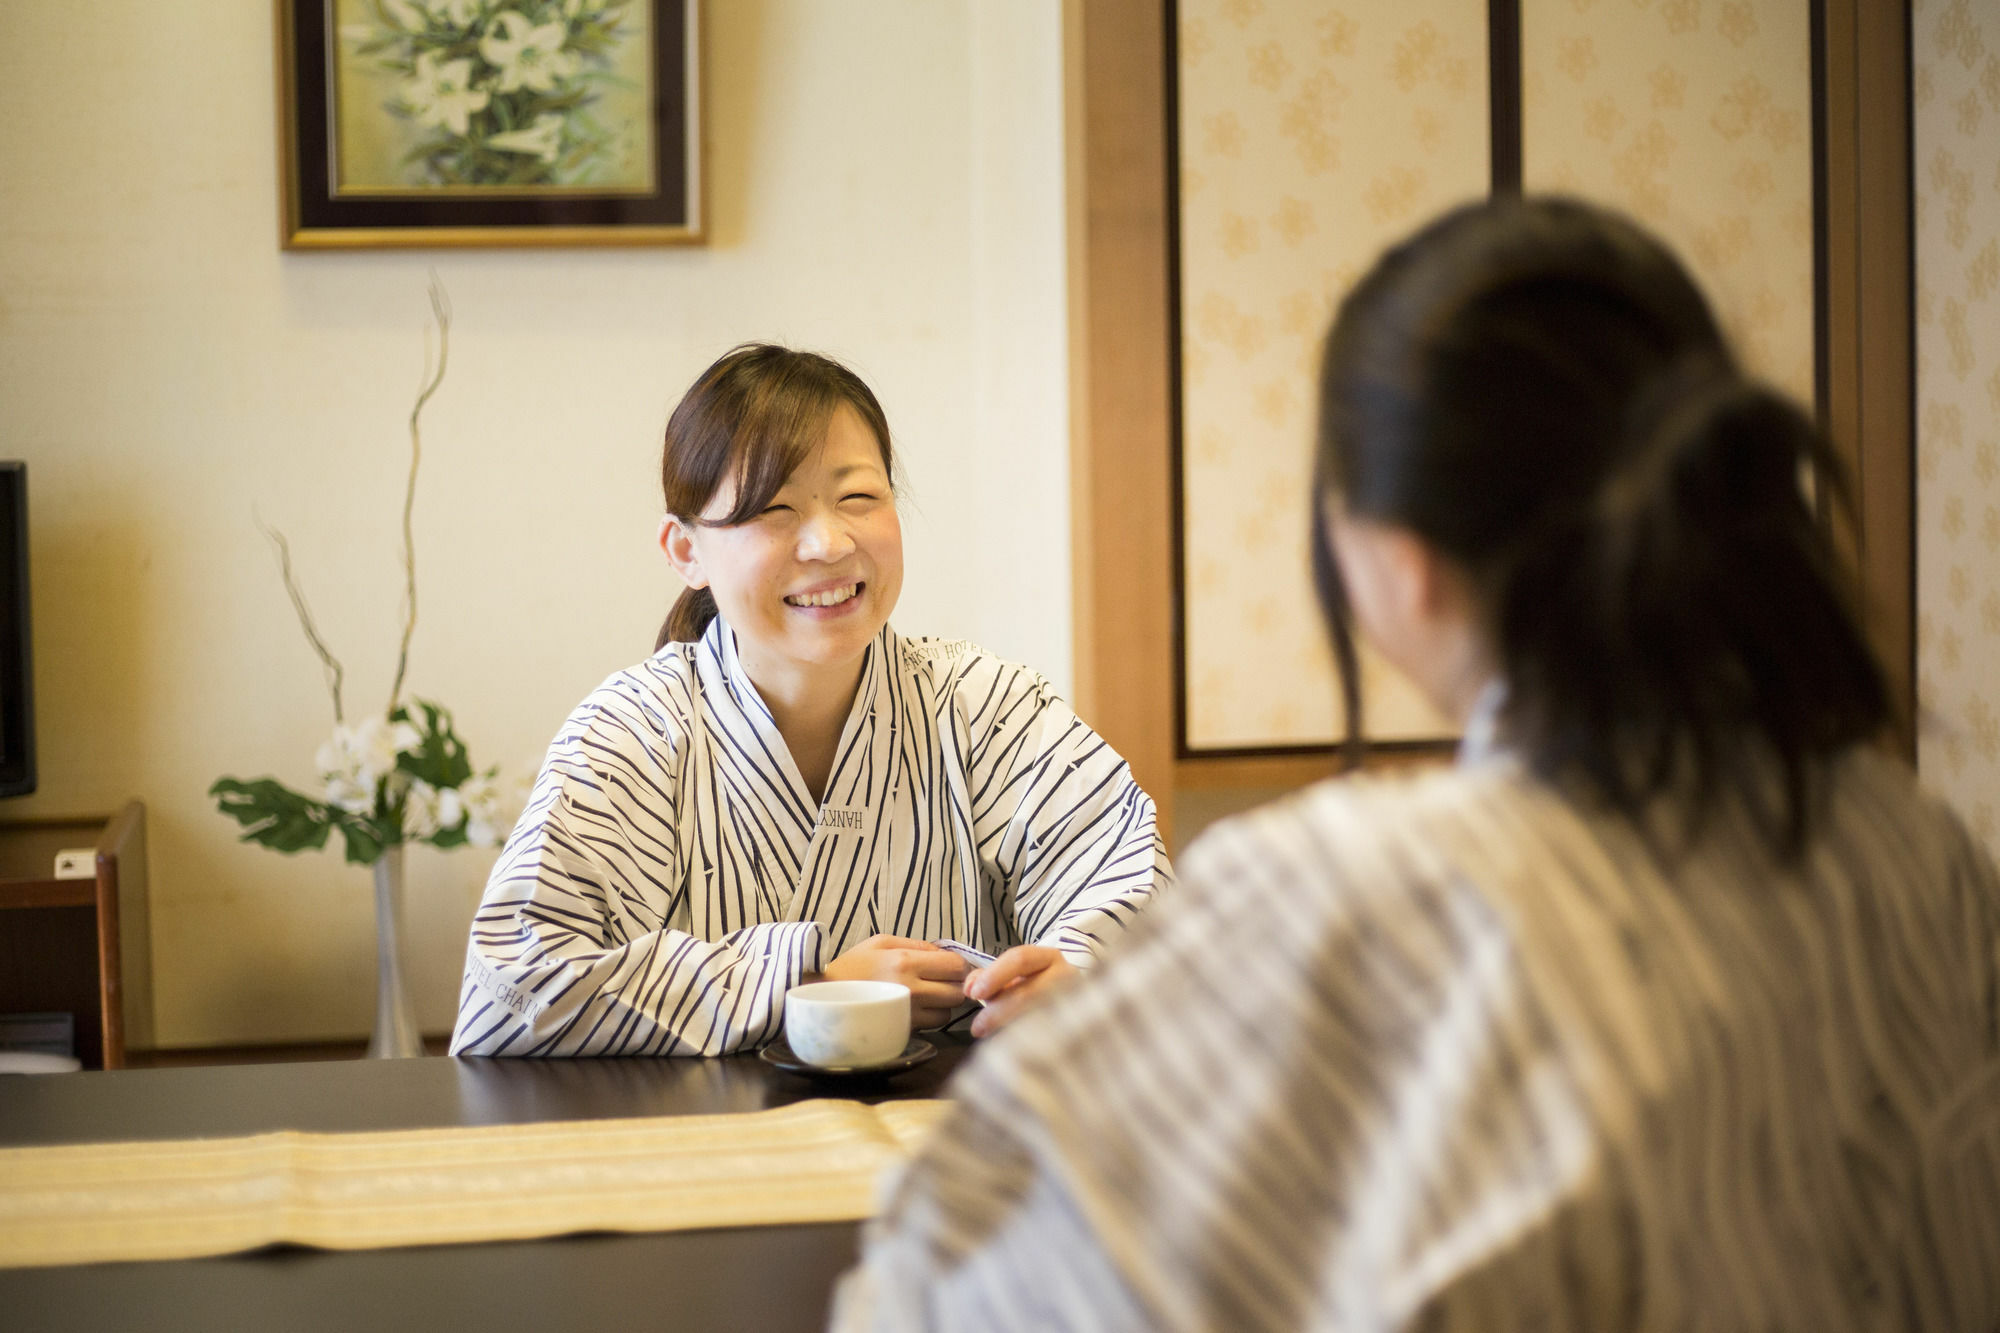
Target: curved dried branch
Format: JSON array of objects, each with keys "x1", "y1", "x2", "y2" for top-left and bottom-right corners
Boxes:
[
  {"x1": 389, "y1": 274, "x2": 451, "y2": 712},
  {"x1": 259, "y1": 516, "x2": 345, "y2": 723}
]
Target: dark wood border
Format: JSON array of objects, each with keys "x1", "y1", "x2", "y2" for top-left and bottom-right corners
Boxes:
[
  {"x1": 278, "y1": 0, "x2": 702, "y2": 248},
  {"x1": 1488, "y1": 0, "x2": 1523, "y2": 196},
  {"x1": 0, "y1": 462, "x2": 32, "y2": 797},
  {"x1": 1165, "y1": 0, "x2": 1192, "y2": 771},
  {"x1": 1176, "y1": 738, "x2": 1459, "y2": 763}
]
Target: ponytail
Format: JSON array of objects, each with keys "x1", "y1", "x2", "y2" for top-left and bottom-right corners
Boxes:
[
  {"x1": 1317, "y1": 196, "x2": 1892, "y2": 856},
  {"x1": 1494, "y1": 358, "x2": 1888, "y2": 852},
  {"x1": 657, "y1": 585, "x2": 718, "y2": 650}
]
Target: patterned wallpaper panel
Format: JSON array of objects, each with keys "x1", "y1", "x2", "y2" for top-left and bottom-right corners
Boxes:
[
  {"x1": 1177, "y1": 0, "x2": 1484, "y2": 750},
  {"x1": 1915, "y1": 0, "x2": 2000, "y2": 854},
  {"x1": 1521, "y1": 0, "x2": 1815, "y2": 406}
]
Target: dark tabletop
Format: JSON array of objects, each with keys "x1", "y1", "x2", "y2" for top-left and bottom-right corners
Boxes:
[{"x1": 0, "y1": 1035, "x2": 976, "y2": 1333}]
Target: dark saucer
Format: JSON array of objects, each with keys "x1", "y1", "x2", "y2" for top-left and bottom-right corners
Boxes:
[{"x1": 758, "y1": 1034, "x2": 938, "y2": 1081}]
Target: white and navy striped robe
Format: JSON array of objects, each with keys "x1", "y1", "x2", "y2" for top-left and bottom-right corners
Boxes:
[
  {"x1": 836, "y1": 744, "x2": 2000, "y2": 1331},
  {"x1": 450, "y1": 619, "x2": 1170, "y2": 1057}
]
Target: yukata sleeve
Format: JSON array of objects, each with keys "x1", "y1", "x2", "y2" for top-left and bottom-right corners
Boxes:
[
  {"x1": 449, "y1": 696, "x2": 825, "y2": 1058},
  {"x1": 833, "y1": 783, "x2": 1592, "y2": 1333},
  {"x1": 963, "y1": 662, "x2": 1173, "y2": 967},
  {"x1": 1934, "y1": 794, "x2": 2000, "y2": 1310}
]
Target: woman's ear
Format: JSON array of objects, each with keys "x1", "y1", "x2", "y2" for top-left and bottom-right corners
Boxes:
[
  {"x1": 1325, "y1": 508, "x2": 1449, "y2": 661},
  {"x1": 657, "y1": 514, "x2": 708, "y2": 589},
  {"x1": 1327, "y1": 509, "x2": 1407, "y2": 640},
  {"x1": 1328, "y1": 505, "x2": 1494, "y2": 721}
]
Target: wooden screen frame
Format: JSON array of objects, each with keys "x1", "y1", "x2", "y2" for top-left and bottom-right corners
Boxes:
[
  {"x1": 1815, "y1": 0, "x2": 1916, "y2": 759},
  {"x1": 1066, "y1": 0, "x2": 1180, "y2": 833},
  {"x1": 1067, "y1": 0, "x2": 1917, "y2": 839}
]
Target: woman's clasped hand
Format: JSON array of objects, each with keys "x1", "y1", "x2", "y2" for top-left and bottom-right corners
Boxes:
[
  {"x1": 960, "y1": 946, "x2": 1076, "y2": 1039},
  {"x1": 801, "y1": 937, "x2": 1078, "y2": 1035},
  {"x1": 805, "y1": 937, "x2": 970, "y2": 1030}
]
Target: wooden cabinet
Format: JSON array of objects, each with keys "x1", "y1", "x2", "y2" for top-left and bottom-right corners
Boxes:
[{"x1": 0, "y1": 802, "x2": 150, "y2": 1069}]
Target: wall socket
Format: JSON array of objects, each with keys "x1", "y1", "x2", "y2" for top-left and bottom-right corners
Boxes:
[{"x1": 53, "y1": 849, "x2": 95, "y2": 881}]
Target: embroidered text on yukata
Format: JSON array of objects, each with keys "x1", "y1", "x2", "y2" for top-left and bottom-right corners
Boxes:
[
  {"x1": 903, "y1": 638, "x2": 973, "y2": 670},
  {"x1": 470, "y1": 954, "x2": 550, "y2": 1021},
  {"x1": 818, "y1": 806, "x2": 867, "y2": 833}
]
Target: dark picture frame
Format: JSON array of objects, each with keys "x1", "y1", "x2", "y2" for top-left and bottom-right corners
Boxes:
[
  {"x1": 277, "y1": 0, "x2": 701, "y2": 248},
  {"x1": 0, "y1": 463, "x2": 34, "y2": 799}
]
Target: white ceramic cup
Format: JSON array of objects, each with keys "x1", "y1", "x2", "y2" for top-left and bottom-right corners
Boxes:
[{"x1": 784, "y1": 980, "x2": 911, "y2": 1068}]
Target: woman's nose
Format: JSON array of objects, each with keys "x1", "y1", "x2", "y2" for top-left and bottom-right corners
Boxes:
[{"x1": 796, "y1": 509, "x2": 855, "y2": 562}]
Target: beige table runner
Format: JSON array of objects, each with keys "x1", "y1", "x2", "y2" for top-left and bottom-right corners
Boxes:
[{"x1": 0, "y1": 1097, "x2": 951, "y2": 1269}]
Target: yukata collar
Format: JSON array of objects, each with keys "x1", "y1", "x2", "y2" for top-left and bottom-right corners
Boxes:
[
  {"x1": 1455, "y1": 678, "x2": 1511, "y2": 769},
  {"x1": 700, "y1": 616, "x2": 899, "y2": 732}
]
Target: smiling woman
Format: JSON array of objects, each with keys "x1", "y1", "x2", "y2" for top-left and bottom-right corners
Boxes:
[
  {"x1": 450, "y1": 346, "x2": 1174, "y2": 1057},
  {"x1": 652, "y1": 346, "x2": 904, "y2": 679}
]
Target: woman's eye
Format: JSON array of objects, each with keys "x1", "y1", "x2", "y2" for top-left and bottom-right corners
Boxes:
[
  {"x1": 841, "y1": 492, "x2": 881, "y2": 504},
  {"x1": 759, "y1": 504, "x2": 793, "y2": 517}
]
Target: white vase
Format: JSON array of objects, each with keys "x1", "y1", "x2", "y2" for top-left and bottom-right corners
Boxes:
[{"x1": 368, "y1": 845, "x2": 423, "y2": 1059}]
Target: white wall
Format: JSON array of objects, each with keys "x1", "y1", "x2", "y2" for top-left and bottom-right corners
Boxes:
[{"x1": 0, "y1": 0, "x2": 1072, "y2": 1047}]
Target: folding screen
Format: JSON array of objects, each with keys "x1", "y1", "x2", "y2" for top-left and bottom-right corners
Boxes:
[
  {"x1": 1175, "y1": 1, "x2": 1486, "y2": 753},
  {"x1": 1522, "y1": 1, "x2": 1815, "y2": 405},
  {"x1": 1174, "y1": 0, "x2": 1817, "y2": 757}
]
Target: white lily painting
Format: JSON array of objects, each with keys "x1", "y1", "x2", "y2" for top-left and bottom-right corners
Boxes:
[{"x1": 333, "y1": 0, "x2": 653, "y2": 190}]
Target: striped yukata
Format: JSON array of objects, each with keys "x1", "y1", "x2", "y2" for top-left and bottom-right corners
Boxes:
[
  {"x1": 835, "y1": 740, "x2": 2000, "y2": 1331},
  {"x1": 450, "y1": 619, "x2": 1170, "y2": 1057}
]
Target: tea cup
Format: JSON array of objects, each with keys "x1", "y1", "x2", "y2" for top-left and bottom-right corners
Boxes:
[{"x1": 784, "y1": 980, "x2": 911, "y2": 1068}]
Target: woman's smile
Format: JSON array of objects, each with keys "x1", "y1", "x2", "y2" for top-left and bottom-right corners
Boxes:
[{"x1": 784, "y1": 580, "x2": 866, "y2": 615}]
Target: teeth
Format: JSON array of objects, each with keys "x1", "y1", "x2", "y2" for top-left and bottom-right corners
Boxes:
[{"x1": 786, "y1": 583, "x2": 859, "y2": 608}]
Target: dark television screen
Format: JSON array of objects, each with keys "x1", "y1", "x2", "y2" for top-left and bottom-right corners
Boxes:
[{"x1": 0, "y1": 462, "x2": 33, "y2": 797}]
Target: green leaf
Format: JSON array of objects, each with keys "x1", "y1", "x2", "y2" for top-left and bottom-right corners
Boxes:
[
  {"x1": 334, "y1": 813, "x2": 392, "y2": 866},
  {"x1": 210, "y1": 777, "x2": 333, "y2": 855},
  {"x1": 394, "y1": 699, "x2": 475, "y2": 788},
  {"x1": 427, "y1": 822, "x2": 470, "y2": 851}
]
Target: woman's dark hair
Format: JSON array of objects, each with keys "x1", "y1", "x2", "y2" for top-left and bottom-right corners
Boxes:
[
  {"x1": 1314, "y1": 196, "x2": 1891, "y2": 854},
  {"x1": 656, "y1": 344, "x2": 894, "y2": 648}
]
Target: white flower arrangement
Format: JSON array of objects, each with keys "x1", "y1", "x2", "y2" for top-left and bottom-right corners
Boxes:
[
  {"x1": 342, "y1": 0, "x2": 639, "y2": 187},
  {"x1": 212, "y1": 281, "x2": 520, "y2": 866}
]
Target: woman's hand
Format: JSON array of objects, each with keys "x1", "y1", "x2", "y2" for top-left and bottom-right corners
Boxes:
[
  {"x1": 807, "y1": 935, "x2": 970, "y2": 1029},
  {"x1": 964, "y1": 946, "x2": 1078, "y2": 1038}
]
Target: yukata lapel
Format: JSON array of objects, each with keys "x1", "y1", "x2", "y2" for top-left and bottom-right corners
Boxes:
[
  {"x1": 783, "y1": 628, "x2": 900, "y2": 935},
  {"x1": 682, "y1": 622, "x2": 817, "y2": 937}
]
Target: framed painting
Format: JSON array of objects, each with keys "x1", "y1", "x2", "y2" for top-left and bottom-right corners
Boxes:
[{"x1": 278, "y1": 0, "x2": 701, "y2": 248}]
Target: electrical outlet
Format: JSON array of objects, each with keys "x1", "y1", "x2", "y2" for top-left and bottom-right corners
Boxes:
[{"x1": 53, "y1": 849, "x2": 95, "y2": 881}]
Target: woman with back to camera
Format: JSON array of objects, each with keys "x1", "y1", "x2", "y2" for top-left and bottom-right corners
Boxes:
[
  {"x1": 835, "y1": 198, "x2": 2000, "y2": 1330},
  {"x1": 450, "y1": 345, "x2": 1171, "y2": 1057}
]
